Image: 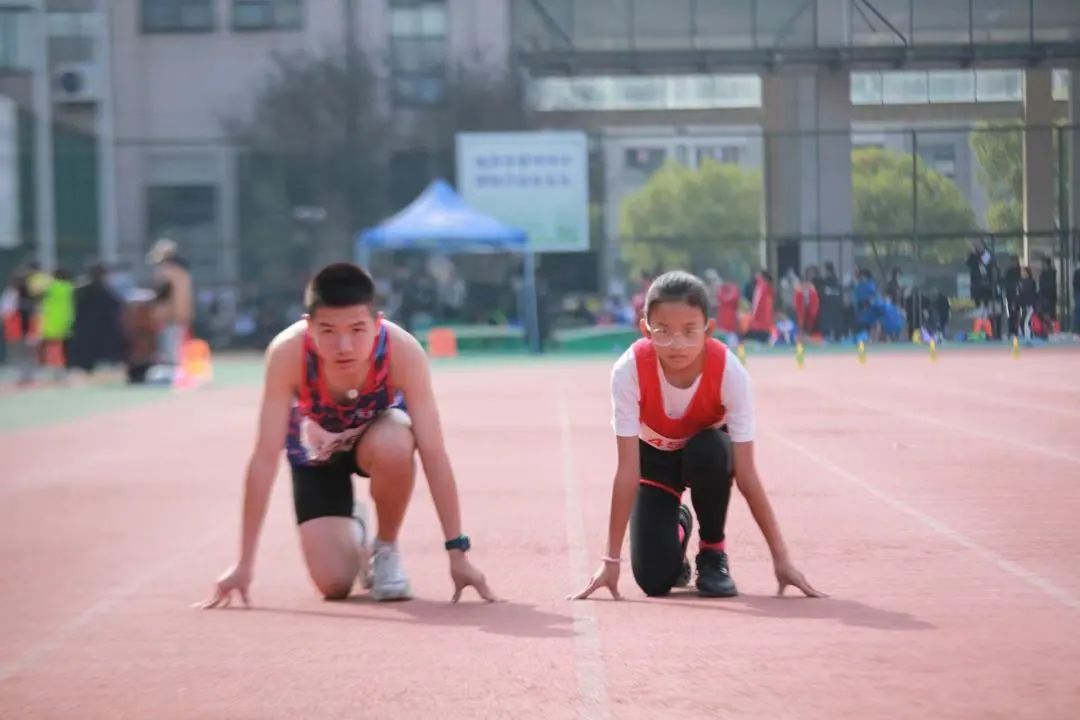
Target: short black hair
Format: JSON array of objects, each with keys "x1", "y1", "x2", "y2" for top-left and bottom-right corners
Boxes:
[
  {"x1": 304, "y1": 262, "x2": 376, "y2": 314},
  {"x1": 644, "y1": 271, "x2": 709, "y2": 321}
]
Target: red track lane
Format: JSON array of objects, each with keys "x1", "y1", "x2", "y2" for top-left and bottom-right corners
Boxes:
[{"x1": 1, "y1": 350, "x2": 1078, "y2": 719}]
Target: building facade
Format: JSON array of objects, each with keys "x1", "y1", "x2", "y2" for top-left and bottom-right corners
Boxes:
[{"x1": 1, "y1": 1, "x2": 1079, "y2": 306}]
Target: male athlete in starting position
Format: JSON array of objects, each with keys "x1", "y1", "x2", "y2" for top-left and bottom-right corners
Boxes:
[
  {"x1": 201, "y1": 263, "x2": 496, "y2": 606},
  {"x1": 571, "y1": 271, "x2": 824, "y2": 601}
]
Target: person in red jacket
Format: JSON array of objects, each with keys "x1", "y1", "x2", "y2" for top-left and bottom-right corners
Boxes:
[
  {"x1": 715, "y1": 277, "x2": 741, "y2": 341},
  {"x1": 631, "y1": 272, "x2": 653, "y2": 325},
  {"x1": 745, "y1": 271, "x2": 775, "y2": 342},
  {"x1": 793, "y1": 275, "x2": 820, "y2": 337},
  {"x1": 570, "y1": 270, "x2": 823, "y2": 601}
]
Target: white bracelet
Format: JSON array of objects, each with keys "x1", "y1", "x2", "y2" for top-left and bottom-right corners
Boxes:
[{"x1": 601, "y1": 555, "x2": 623, "y2": 564}]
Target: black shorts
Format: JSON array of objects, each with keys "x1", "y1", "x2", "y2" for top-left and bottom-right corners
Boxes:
[
  {"x1": 638, "y1": 426, "x2": 733, "y2": 496},
  {"x1": 290, "y1": 451, "x2": 370, "y2": 525},
  {"x1": 639, "y1": 440, "x2": 686, "y2": 496}
]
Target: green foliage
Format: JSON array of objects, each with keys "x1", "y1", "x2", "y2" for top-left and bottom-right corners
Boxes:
[
  {"x1": 619, "y1": 159, "x2": 762, "y2": 279},
  {"x1": 852, "y1": 146, "x2": 976, "y2": 267},
  {"x1": 969, "y1": 123, "x2": 1023, "y2": 232}
]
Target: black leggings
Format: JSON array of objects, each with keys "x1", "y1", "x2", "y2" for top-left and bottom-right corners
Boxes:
[{"x1": 630, "y1": 429, "x2": 734, "y2": 597}]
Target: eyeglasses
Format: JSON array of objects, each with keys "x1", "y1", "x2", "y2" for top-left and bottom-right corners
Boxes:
[{"x1": 646, "y1": 325, "x2": 705, "y2": 348}]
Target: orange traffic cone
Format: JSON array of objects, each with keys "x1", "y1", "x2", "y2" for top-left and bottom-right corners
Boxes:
[
  {"x1": 427, "y1": 328, "x2": 458, "y2": 358},
  {"x1": 174, "y1": 337, "x2": 213, "y2": 390}
]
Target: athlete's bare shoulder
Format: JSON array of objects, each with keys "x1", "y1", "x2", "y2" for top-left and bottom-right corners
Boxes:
[
  {"x1": 382, "y1": 319, "x2": 428, "y2": 385},
  {"x1": 263, "y1": 320, "x2": 306, "y2": 392},
  {"x1": 382, "y1": 319, "x2": 423, "y2": 354}
]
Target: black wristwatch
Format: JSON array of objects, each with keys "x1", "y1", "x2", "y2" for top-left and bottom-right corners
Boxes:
[{"x1": 444, "y1": 535, "x2": 471, "y2": 552}]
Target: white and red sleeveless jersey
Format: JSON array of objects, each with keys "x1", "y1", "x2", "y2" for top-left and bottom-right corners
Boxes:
[{"x1": 634, "y1": 337, "x2": 728, "y2": 451}]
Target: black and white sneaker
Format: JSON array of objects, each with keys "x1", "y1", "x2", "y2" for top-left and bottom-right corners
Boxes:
[{"x1": 695, "y1": 550, "x2": 738, "y2": 598}]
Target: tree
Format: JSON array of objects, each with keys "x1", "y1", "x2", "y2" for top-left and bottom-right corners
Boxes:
[
  {"x1": 393, "y1": 65, "x2": 534, "y2": 206},
  {"x1": 969, "y1": 122, "x2": 1023, "y2": 232},
  {"x1": 224, "y1": 47, "x2": 390, "y2": 302},
  {"x1": 852, "y1": 147, "x2": 976, "y2": 236},
  {"x1": 852, "y1": 146, "x2": 977, "y2": 269},
  {"x1": 225, "y1": 49, "x2": 543, "y2": 323},
  {"x1": 619, "y1": 159, "x2": 763, "y2": 279}
]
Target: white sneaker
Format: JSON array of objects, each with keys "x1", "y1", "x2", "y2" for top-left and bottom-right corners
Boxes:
[
  {"x1": 371, "y1": 541, "x2": 411, "y2": 601},
  {"x1": 354, "y1": 502, "x2": 373, "y2": 590}
]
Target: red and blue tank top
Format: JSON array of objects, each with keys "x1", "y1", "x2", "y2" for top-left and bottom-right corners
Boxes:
[{"x1": 286, "y1": 323, "x2": 405, "y2": 467}]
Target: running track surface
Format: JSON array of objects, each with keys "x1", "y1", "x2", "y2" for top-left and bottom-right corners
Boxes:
[{"x1": 1, "y1": 348, "x2": 1079, "y2": 719}]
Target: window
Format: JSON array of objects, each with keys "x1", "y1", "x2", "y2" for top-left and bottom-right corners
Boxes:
[
  {"x1": 975, "y1": 70, "x2": 1022, "y2": 102},
  {"x1": 882, "y1": 72, "x2": 928, "y2": 104},
  {"x1": 625, "y1": 147, "x2": 666, "y2": 174},
  {"x1": 854, "y1": 70, "x2": 1023, "y2": 105},
  {"x1": 617, "y1": 77, "x2": 664, "y2": 109},
  {"x1": 852, "y1": 133, "x2": 887, "y2": 152},
  {"x1": 1052, "y1": 69, "x2": 1070, "y2": 102},
  {"x1": 533, "y1": 74, "x2": 759, "y2": 111},
  {"x1": 233, "y1": 0, "x2": 303, "y2": 31},
  {"x1": 48, "y1": 12, "x2": 100, "y2": 37},
  {"x1": 851, "y1": 72, "x2": 884, "y2": 105},
  {"x1": 697, "y1": 146, "x2": 741, "y2": 166},
  {"x1": 389, "y1": 0, "x2": 447, "y2": 107},
  {"x1": 142, "y1": 0, "x2": 214, "y2": 33},
  {"x1": 925, "y1": 145, "x2": 957, "y2": 180},
  {"x1": 0, "y1": 10, "x2": 32, "y2": 71},
  {"x1": 146, "y1": 184, "x2": 221, "y2": 283},
  {"x1": 928, "y1": 71, "x2": 975, "y2": 104}
]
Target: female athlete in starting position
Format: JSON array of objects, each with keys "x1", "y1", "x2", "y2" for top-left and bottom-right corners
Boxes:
[{"x1": 571, "y1": 271, "x2": 824, "y2": 600}]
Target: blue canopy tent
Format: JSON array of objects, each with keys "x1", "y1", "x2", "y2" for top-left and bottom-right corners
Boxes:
[{"x1": 356, "y1": 179, "x2": 541, "y2": 352}]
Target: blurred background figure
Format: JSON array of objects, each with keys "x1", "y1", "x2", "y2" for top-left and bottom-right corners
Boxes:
[
  {"x1": 1019, "y1": 266, "x2": 1039, "y2": 342},
  {"x1": 1002, "y1": 255, "x2": 1022, "y2": 337},
  {"x1": 146, "y1": 239, "x2": 194, "y2": 374},
  {"x1": 1038, "y1": 255, "x2": 1058, "y2": 333},
  {"x1": 1073, "y1": 255, "x2": 1080, "y2": 334},
  {"x1": 38, "y1": 268, "x2": 75, "y2": 382},
  {"x1": 715, "y1": 273, "x2": 742, "y2": 344},
  {"x1": 745, "y1": 270, "x2": 774, "y2": 343},
  {"x1": 1, "y1": 265, "x2": 41, "y2": 387},
  {"x1": 792, "y1": 272, "x2": 820, "y2": 338},
  {"x1": 69, "y1": 262, "x2": 125, "y2": 376},
  {"x1": 122, "y1": 289, "x2": 160, "y2": 385}
]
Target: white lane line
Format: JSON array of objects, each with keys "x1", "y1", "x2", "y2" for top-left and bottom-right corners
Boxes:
[
  {"x1": 768, "y1": 429, "x2": 1080, "y2": 611},
  {"x1": 557, "y1": 388, "x2": 611, "y2": 720}
]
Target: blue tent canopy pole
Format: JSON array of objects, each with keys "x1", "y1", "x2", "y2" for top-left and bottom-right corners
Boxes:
[
  {"x1": 356, "y1": 179, "x2": 541, "y2": 353},
  {"x1": 522, "y1": 251, "x2": 540, "y2": 354}
]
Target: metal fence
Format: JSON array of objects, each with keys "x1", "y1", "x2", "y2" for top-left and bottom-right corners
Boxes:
[{"x1": 2, "y1": 121, "x2": 1078, "y2": 347}]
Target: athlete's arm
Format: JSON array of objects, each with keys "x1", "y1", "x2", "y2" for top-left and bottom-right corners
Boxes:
[
  {"x1": 606, "y1": 436, "x2": 640, "y2": 562},
  {"x1": 571, "y1": 356, "x2": 640, "y2": 601},
  {"x1": 389, "y1": 331, "x2": 462, "y2": 540},
  {"x1": 731, "y1": 442, "x2": 788, "y2": 561},
  {"x1": 568, "y1": 435, "x2": 639, "y2": 601},
  {"x1": 725, "y1": 356, "x2": 825, "y2": 598},
  {"x1": 199, "y1": 334, "x2": 294, "y2": 609},
  {"x1": 237, "y1": 338, "x2": 294, "y2": 568},
  {"x1": 388, "y1": 327, "x2": 497, "y2": 602}
]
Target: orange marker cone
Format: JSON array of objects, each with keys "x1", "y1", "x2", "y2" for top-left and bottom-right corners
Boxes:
[{"x1": 427, "y1": 327, "x2": 458, "y2": 358}]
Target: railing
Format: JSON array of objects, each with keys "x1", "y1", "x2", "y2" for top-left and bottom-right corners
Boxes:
[{"x1": 513, "y1": 0, "x2": 1080, "y2": 72}]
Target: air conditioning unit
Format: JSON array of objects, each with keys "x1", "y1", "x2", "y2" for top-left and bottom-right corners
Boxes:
[{"x1": 53, "y1": 63, "x2": 99, "y2": 104}]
